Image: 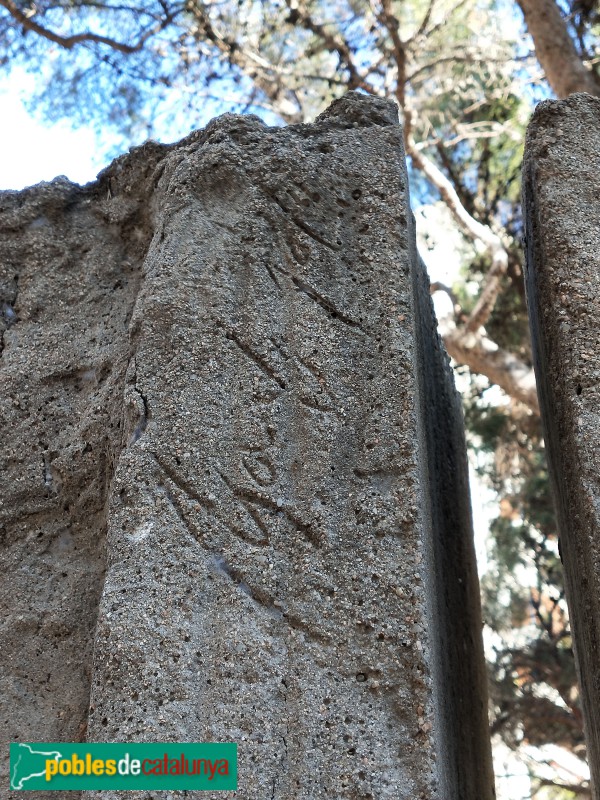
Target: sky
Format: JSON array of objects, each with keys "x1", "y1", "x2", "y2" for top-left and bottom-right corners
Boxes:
[
  {"x1": 0, "y1": 69, "x2": 106, "y2": 190},
  {"x1": 1, "y1": 42, "x2": 591, "y2": 800},
  {"x1": 0, "y1": 68, "x2": 277, "y2": 191},
  {"x1": 0, "y1": 54, "x2": 510, "y2": 650},
  {"x1": 0, "y1": 64, "x2": 501, "y2": 575},
  {"x1": 0, "y1": 61, "x2": 509, "y2": 669}
]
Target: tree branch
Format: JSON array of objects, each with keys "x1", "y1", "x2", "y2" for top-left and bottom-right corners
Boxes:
[
  {"x1": 516, "y1": 0, "x2": 600, "y2": 97},
  {"x1": 435, "y1": 139, "x2": 478, "y2": 217},
  {"x1": 405, "y1": 109, "x2": 509, "y2": 332},
  {"x1": 533, "y1": 778, "x2": 591, "y2": 797},
  {"x1": 412, "y1": 0, "x2": 436, "y2": 41},
  {"x1": 284, "y1": 0, "x2": 372, "y2": 93},
  {"x1": 409, "y1": 0, "x2": 470, "y2": 43},
  {"x1": 442, "y1": 324, "x2": 540, "y2": 413},
  {"x1": 0, "y1": 0, "x2": 176, "y2": 54},
  {"x1": 430, "y1": 281, "x2": 463, "y2": 318},
  {"x1": 187, "y1": 0, "x2": 304, "y2": 123},
  {"x1": 407, "y1": 53, "x2": 507, "y2": 84},
  {"x1": 405, "y1": 110, "x2": 503, "y2": 250},
  {"x1": 376, "y1": 0, "x2": 406, "y2": 103}
]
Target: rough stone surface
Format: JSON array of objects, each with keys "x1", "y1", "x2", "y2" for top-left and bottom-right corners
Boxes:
[
  {"x1": 523, "y1": 93, "x2": 600, "y2": 799},
  {"x1": 0, "y1": 160, "x2": 161, "y2": 800},
  {"x1": 1, "y1": 93, "x2": 493, "y2": 799}
]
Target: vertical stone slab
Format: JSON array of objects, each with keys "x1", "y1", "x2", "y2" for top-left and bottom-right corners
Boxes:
[
  {"x1": 0, "y1": 150, "x2": 163, "y2": 799},
  {"x1": 1, "y1": 93, "x2": 493, "y2": 799},
  {"x1": 83, "y1": 94, "x2": 493, "y2": 799},
  {"x1": 523, "y1": 93, "x2": 600, "y2": 797},
  {"x1": 411, "y1": 254, "x2": 494, "y2": 800}
]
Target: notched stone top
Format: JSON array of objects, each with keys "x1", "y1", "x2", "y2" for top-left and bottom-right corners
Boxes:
[
  {"x1": 0, "y1": 93, "x2": 400, "y2": 226},
  {"x1": 94, "y1": 93, "x2": 402, "y2": 216}
]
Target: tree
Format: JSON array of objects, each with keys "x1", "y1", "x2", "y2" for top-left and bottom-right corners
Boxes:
[
  {"x1": 2, "y1": 0, "x2": 598, "y2": 793},
  {"x1": 467, "y1": 393, "x2": 591, "y2": 797},
  {"x1": 518, "y1": 0, "x2": 600, "y2": 98},
  {"x1": 0, "y1": 0, "x2": 539, "y2": 407}
]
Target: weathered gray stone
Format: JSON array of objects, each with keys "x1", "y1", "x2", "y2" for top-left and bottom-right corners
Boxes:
[
  {"x1": 523, "y1": 93, "x2": 600, "y2": 798},
  {"x1": 0, "y1": 149, "x2": 165, "y2": 800},
  {"x1": 1, "y1": 93, "x2": 493, "y2": 799}
]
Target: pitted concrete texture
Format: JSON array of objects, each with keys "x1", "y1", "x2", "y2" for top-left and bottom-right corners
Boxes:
[
  {"x1": 0, "y1": 154, "x2": 164, "y2": 800},
  {"x1": 523, "y1": 93, "x2": 600, "y2": 799},
  {"x1": 1, "y1": 93, "x2": 493, "y2": 799}
]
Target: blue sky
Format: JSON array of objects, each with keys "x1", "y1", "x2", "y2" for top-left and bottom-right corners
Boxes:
[
  {"x1": 0, "y1": 68, "x2": 106, "y2": 189},
  {"x1": 0, "y1": 63, "x2": 281, "y2": 191}
]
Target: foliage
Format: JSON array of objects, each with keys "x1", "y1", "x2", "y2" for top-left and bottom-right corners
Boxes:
[{"x1": 466, "y1": 388, "x2": 588, "y2": 789}]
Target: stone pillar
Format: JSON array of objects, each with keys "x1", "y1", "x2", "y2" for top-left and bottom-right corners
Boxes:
[
  {"x1": 1, "y1": 93, "x2": 493, "y2": 799},
  {"x1": 523, "y1": 93, "x2": 600, "y2": 799},
  {"x1": 0, "y1": 161, "x2": 162, "y2": 800}
]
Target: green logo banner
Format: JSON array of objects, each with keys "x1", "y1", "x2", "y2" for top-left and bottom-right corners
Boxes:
[{"x1": 10, "y1": 742, "x2": 237, "y2": 791}]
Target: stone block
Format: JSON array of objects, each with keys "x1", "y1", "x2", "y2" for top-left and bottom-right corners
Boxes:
[
  {"x1": 523, "y1": 92, "x2": 600, "y2": 798},
  {"x1": 0, "y1": 94, "x2": 493, "y2": 799}
]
